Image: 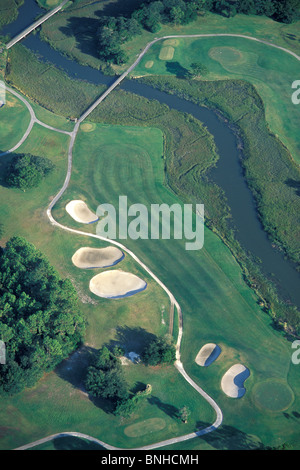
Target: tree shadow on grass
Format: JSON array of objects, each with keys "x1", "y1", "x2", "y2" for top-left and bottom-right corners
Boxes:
[
  {"x1": 55, "y1": 344, "x2": 97, "y2": 392},
  {"x1": 285, "y1": 178, "x2": 300, "y2": 197},
  {"x1": 59, "y1": 17, "x2": 100, "y2": 59},
  {"x1": 0, "y1": 151, "x2": 16, "y2": 189},
  {"x1": 195, "y1": 421, "x2": 267, "y2": 450},
  {"x1": 53, "y1": 435, "x2": 106, "y2": 451},
  {"x1": 105, "y1": 325, "x2": 156, "y2": 356},
  {"x1": 147, "y1": 395, "x2": 179, "y2": 420},
  {"x1": 55, "y1": 343, "x2": 117, "y2": 415},
  {"x1": 165, "y1": 61, "x2": 190, "y2": 79},
  {"x1": 94, "y1": 0, "x2": 145, "y2": 18}
]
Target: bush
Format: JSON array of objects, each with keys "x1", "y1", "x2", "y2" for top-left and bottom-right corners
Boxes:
[{"x1": 141, "y1": 335, "x2": 176, "y2": 366}]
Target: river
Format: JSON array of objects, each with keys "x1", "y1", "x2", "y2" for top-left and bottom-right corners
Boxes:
[{"x1": 1, "y1": 0, "x2": 300, "y2": 308}]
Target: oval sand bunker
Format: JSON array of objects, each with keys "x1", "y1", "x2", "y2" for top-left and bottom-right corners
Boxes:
[
  {"x1": 72, "y1": 246, "x2": 124, "y2": 269},
  {"x1": 89, "y1": 270, "x2": 147, "y2": 299},
  {"x1": 221, "y1": 364, "x2": 250, "y2": 398},
  {"x1": 195, "y1": 343, "x2": 221, "y2": 367},
  {"x1": 66, "y1": 200, "x2": 98, "y2": 224}
]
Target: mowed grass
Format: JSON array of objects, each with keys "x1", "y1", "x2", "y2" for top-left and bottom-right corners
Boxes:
[
  {"x1": 0, "y1": 99, "x2": 215, "y2": 449},
  {"x1": 133, "y1": 35, "x2": 300, "y2": 166},
  {"x1": 40, "y1": 9, "x2": 300, "y2": 74},
  {"x1": 1, "y1": 50, "x2": 300, "y2": 450},
  {"x1": 0, "y1": 89, "x2": 31, "y2": 152},
  {"x1": 51, "y1": 122, "x2": 300, "y2": 449}
]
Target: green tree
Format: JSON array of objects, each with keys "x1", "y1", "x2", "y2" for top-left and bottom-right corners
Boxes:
[
  {"x1": 85, "y1": 347, "x2": 129, "y2": 402},
  {"x1": 0, "y1": 237, "x2": 85, "y2": 396},
  {"x1": 141, "y1": 335, "x2": 176, "y2": 366},
  {"x1": 190, "y1": 61, "x2": 209, "y2": 77},
  {"x1": 5, "y1": 154, "x2": 54, "y2": 190},
  {"x1": 178, "y1": 405, "x2": 191, "y2": 423}
]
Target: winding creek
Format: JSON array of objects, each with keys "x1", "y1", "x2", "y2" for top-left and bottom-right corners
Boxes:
[{"x1": 1, "y1": 0, "x2": 300, "y2": 309}]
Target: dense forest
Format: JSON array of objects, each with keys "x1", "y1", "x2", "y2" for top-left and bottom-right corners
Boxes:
[
  {"x1": 0, "y1": 237, "x2": 85, "y2": 395},
  {"x1": 96, "y1": 0, "x2": 300, "y2": 63}
]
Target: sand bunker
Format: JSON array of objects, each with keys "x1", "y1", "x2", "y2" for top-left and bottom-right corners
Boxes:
[
  {"x1": 195, "y1": 343, "x2": 221, "y2": 367},
  {"x1": 221, "y1": 364, "x2": 250, "y2": 398},
  {"x1": 89, "y1": 270, "x2": 147, "y2": 299},
  {"x1": 65, "y1": 200, "x2": 98, "y2": 224},
  {"x1": 72, "y1": 246, "x2": 124, "y2": 269}
]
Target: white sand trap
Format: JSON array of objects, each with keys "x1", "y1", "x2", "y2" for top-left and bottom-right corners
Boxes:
[
  {"x1": 195, "y1": 343, "x2": 221, "y2": 367},
  {"x1": 221, "y1": 364, "x2": 250, "y2": 398},
  {"x1": 72, "y1": 246, "x2": 124, "y2": 269},
  {"x1": 65, "y1": 200, "x2": 98, "y2": 224},
  {"x1": 89, "y1": 270, "x2": 147, "y2": 299}
]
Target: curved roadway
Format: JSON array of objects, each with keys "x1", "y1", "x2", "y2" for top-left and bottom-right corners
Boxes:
[{"x1": 3, "y1": 32, "x2": 299, "y2": 450}]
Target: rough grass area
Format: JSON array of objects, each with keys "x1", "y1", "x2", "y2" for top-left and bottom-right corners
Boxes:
[{"x1": 5, "y1": 44, "x2": 105, "y2": 120}]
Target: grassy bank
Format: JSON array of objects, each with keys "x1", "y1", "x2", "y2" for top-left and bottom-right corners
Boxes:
[{"x1": 0, "y1": 0, "x2": 24, "y2": 29}]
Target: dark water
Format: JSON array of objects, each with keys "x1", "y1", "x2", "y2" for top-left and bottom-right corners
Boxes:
[
  {"x1": 1, "y1": 0, "x2": 44, "y2": 38},
  {"x1": 2, "y1": 1, "x2": 300, "y2": 307}
]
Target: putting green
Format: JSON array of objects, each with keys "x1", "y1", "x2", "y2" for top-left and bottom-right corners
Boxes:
[
  {"x1": 80, "y1": 122, "x2": 96, "y2": 133},
  {"x1": 252, "y1": 379, "x2": 294, "y2": 412},
  {"x1": 209, "y1": 46, "x2": 245, "y2": 66},
  {"x1": 124, "y1": 418, "x2": 166, "y2": 437},
  {"x1": 134, "y1": 35, "x2": 300, "y2": 165}
]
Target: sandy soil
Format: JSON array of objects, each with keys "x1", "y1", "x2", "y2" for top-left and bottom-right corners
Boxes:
[
  {"x1": 221, "y1": 364, "x2": 250, "y2": 398},
  {"x1": 65, "y1": 200, "x2": 98, "y2": 224},
  {"x1": 72, "y1": 246, "x2": 124, "y2": 269},
  {"x1": 195, "y1": 343, "x2": 221, "y2": 367},
  {"x1": 89, "y1": 270, "x2": 147, "y2": 299}
]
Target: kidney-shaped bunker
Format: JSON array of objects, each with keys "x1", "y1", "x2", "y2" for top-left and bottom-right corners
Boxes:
[
  {"x1": 195, "y1": 343, "x2": 221, "y2": 367},
  {"x1": 89, "y1": 270, "x2": 147, "y2": 299},
  {"x1": 65, "y1": 200, "x2": 98, "y2": 224},
  {"x1": 221, "y1": 363, "x2": 250, "y2": 398}
]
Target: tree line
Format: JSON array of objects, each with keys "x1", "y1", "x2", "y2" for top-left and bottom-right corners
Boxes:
[
  {"x1": 96, "y1": 0, "x2": 300, "y2": 64},
  {"x1": 0, "y1": 236, "x2": 85, "y2": 395}
]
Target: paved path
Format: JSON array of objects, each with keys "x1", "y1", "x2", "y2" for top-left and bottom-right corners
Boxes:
[
  {"x1": 6, "y1": 31, "x2": 300, "y2": 450},
  {"x1": 5, "y1": 0, "x2": 69, "y2": 49},
  {"x1": 0, "y1": 83, "x2": 72, "y2": 157}
]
